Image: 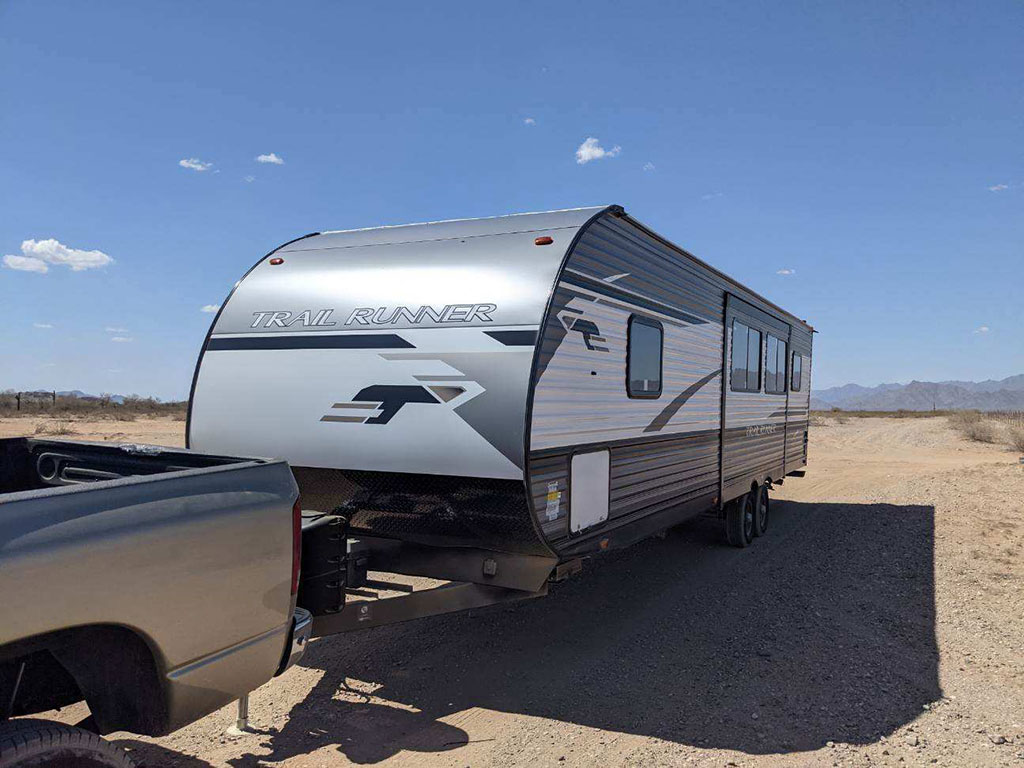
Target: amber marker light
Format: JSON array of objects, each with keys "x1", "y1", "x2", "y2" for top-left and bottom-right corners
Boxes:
[
  {"x1": 534, "y1": 236, "x2": 554, "y2": 246},
  {"x1": 269, "y1": 257, "x2": 284, "y2": 265}
]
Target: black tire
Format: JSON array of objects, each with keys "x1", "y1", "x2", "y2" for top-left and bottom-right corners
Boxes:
[
  {"x1": 753, "y1": 483, "x2": 769, "y2": 537},
  {"x1": 0, "y1": 719, "x2": 136, "y2": 768},
  {"x1": 725, "y1": 493, "x2": 754, "y2": 548}
]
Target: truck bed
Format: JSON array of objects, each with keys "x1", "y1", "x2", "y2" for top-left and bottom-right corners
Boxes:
[
  {"x1": 0, "y1": 437, "x2": 248, "y2": 494},
  {"x1": 0, "y1": 437, "x2": 302, "y2": 736}
]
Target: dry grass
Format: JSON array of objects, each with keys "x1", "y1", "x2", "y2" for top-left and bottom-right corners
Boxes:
[
  {"x1": 33, "y1": 419, "x2": 79, "y2": 436},
  {"x1": 0, "y1": 392, "x2": 185, "y2": 420},
  {"x1": 812, "y1": 408, "x2": 959, "y2": 419},
  {"x1": 949, "y1": 411, "x2": 1000, "y2": 444},
  {"x1": 1007, "y1": 425, "x2": 1024, "y2": 453}
]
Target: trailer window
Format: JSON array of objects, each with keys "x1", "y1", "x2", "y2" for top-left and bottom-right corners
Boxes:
[
  {"x1": 730, "y1": 321, "x2": 762, "y2": 392},
  {"x1": 627, "y1": 316, "x2": 662, "y2": 398},
  {"x1": 766, "y1": 334, "x2": 787, "y2": 394},
  {"x1": 791, "y1": 353, "x2": 803, "y2": 391}
]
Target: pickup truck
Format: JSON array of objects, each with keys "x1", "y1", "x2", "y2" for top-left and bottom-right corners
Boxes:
[{"x1": 0, "y1": 437, "x2": 311, "y2": 767}]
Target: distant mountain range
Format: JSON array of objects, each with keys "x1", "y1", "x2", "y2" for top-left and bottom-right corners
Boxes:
[
  {"x1": 813, "y1": 375, "x2": 1024, "y2": 411},
  {"x1": 54, "y1": 387, "x2": 124, "y2": 405}
]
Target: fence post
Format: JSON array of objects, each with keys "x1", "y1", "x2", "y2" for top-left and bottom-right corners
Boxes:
[{"x1": 16, "y1": 392, "x2": 20, "y2": 412}]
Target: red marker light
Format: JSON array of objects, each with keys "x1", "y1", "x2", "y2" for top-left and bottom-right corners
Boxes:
[
  {"x1": 534, "y1": 236, "x2": 554, "y2": 246},
  {"x1": 269, "y1": 257, "x2": 284, "y2": 265}
]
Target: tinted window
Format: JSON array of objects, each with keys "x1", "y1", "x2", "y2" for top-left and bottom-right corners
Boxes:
[
  {"x1": 746, "y1": 328, "x2": 762, "y2": 391},
  {"x1": 766, "y1": 335, "x2": 788, "y2": 394},
  {"x1": 792, "y1": 353, "x2": 803, "y2": 391},
  {"x1": 730, "y1": 321, "x2": 762, "y2": 392},
  {"x1": 766, "y1": 336, "x2": 779, "y2": 392},
  {"x1": 628, "y1": 316, "x2": 662, "y2": 397},
  {"x1": 730, "y1": 321, "x2": 750, "y2": 391}
]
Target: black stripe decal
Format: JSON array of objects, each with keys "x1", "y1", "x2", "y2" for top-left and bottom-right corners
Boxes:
[
  {"x1": 485, "y1": 330, "x2": 539, "y2": 346},
  {"x1": 206, "y1": 334, "x2": 414, "y2": 351},
  {"x1": 643, "y1": 369, "x2": 722, "y2": 433},
  {"x1": 561, "y1": 271, "x2": 710, "y2": 326}
]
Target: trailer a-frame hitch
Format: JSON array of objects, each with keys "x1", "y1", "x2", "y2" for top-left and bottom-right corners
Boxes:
[{"x1": 297, "y1": 512, "x2": 554, "y2": 639}]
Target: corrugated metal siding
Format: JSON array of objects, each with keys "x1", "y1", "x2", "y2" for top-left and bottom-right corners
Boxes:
[
  {"x1": 530, "y1": 216, "x2": 725, "y2": 451},
  {"x1": 526, "y1": 211, "x2": 812, "y2": 553},
  {"x1": 528, "y1": 215, "x2": 726, "y2": 549},
  {"x1": 529, "y1": 432, "x2": 719, "y2": 545}
]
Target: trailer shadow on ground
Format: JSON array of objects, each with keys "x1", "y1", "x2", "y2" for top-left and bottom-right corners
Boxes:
[{"x1": 233, "y1": 499, "x2": 940, "y2": 764}]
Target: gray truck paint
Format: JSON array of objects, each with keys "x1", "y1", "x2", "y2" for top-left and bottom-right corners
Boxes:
[
  {"x1": 0, "y1": 439, "x2": 300, "y2": 735},
  {"x1": 189, "y1": 205, "x2": 812, "y2": 562}
]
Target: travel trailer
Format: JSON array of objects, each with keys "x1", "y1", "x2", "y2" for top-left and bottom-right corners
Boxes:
[{"x1": 188, "y1": 205, "x2": 813, "y2": 608}]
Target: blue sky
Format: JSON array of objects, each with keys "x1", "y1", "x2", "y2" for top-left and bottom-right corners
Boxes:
[{"x1": 1, "y1": 1, "x2": 1020, "y2": 399}]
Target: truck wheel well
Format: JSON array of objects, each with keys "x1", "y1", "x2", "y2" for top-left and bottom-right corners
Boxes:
[{"x1": 1, "y1": 625, "x2": 168, "y2": 736}]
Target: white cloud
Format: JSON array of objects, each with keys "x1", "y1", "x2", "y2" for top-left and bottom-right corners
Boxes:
[
  {"x1": 256, "y1": 152, "x2": 284, "y2": 165},
  {"x1": 3, "y1": 254, "x2": 48, "y2": 273},
  {"x1": 110, "y1": 336, "x2": 133, "y2": 343},
  {"x1": 701, "y1": 192, "x2": 724, "y2": 201},
  {"x1": 243, "y1": 175, "x2": 255, "y2": 183},
  {"x1": 575, "y1": 137, "x2": 621, "y2": 165},
  {"x1": 4, "y1": 239, "x2": 113, "y2": 273},
  {"x1": 105, "y1": 326, "x2": 129, "y2": 334},
  {"x1": 974, "y1": 325, "x2": 990, "y2": 334},
  {"x1": 33, "y1": 322, "x2": 54, "y2": 329},
  {"x1": 524, "y1": 117, "x2": 536, "y2": 126},
  {"x1": 200, "y1": 304, "x2": 220, "y2": 313},
  {"x1": 642, "y1": 162, "x2": 655, "y2": 172},
  {"x1": 776, "y1": 268, "x2": 796, "y2": 276},
  {"x1": 179, "y1": 157, "x2": 213, "y2": 172},
  {"x1": 987, "y1": 184, "x2": 1009, "y2": 192}
]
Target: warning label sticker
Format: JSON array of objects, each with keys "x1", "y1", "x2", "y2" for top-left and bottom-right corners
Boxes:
[{"x1": 545, "y1": 482, "x2": 562, "y2": 521}]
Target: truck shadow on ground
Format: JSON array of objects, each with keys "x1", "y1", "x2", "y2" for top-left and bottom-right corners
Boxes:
[{"x1": 238, "y1": 499, "x2": 940, "y2": 764}]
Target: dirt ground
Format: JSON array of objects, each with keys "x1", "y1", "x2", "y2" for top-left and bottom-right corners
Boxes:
[
  {"x1": 0, "y1": 415, "x2": 185, "y2": 445},
  {"x1": 9, "y1": 416, "x2": 1024, "y2": 767}
]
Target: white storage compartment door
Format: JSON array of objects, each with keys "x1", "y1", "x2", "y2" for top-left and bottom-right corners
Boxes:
[{"x1": 570, "y1": 450, "x2": 610, "y2": 533}]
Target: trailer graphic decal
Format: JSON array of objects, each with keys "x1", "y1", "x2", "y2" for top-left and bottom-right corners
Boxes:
[
  {"x1": 206, "y1": 334, "x2": 414, "y2": 351},
  {"x1": 643, "y1": 369, "x2": 722, "y2": 433},
  {"x1": 321, "y1": 384, "x2": 473, "y2": 425},
  {"x1": 557, "y1": 306, "x2": 608, "y2": 352}
]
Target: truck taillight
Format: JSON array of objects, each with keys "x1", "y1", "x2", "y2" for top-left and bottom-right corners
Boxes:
[{"x1": 291, "y1": 497, "x2": 302, "y2": 596}]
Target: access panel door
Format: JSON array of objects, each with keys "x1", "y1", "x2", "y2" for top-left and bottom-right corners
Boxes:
[{"x1": 570, "y1": 450, "x2": 610, "y2": 533}]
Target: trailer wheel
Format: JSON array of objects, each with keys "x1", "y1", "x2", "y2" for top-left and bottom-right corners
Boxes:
[
  {"x1": 725, "y1": 493, "x2": 754, "y2": 548},
  {"x1": 753, "y1": 483, "x2": 769, "y2": 537},
  {"x1": 0, "y1": 718, "x2": 137, "y2": 768}
]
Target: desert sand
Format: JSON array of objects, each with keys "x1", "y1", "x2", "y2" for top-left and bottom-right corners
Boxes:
[{"x1": 12, "y1": 416, "x2": 1024, "y2": 767}]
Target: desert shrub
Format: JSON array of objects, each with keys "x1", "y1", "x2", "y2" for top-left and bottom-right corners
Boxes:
[
  {"x1": 1007, "y1": 425, "x2": 1024, "y2": 453},
  {"x1": 34, "y1": 420, "x2": 79, "y2": 436},
  {"x1": 950, "y1": 412, "x2": 998, "y2": 443},
  {"x1": 0, "y1": 392, "x2": 185, "y2": 419},
  {"x1": 834, "y1": 414, "x2": 848, "y2": 424},
  {"x1": 948, "y1": 410, "x2": 983, "y2": 429}
]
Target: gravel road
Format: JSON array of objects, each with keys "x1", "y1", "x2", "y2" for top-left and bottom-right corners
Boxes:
[{"x1": 20, "y1": 416, "x2": 1024, "y2": 767}]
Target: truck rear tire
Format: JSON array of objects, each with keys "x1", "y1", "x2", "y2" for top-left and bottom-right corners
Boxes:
[
  {"x1": 753, "y1": 483, "x2": 769, "y2": 537},
  {"x1": 725, "y1": 493, "x2": 754, "y2": 548},
  {"x1": 0, "y1": 718, "x2": 136, "y2": 768}
]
